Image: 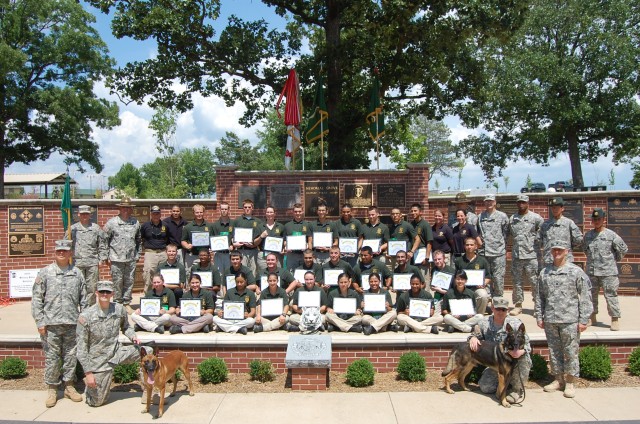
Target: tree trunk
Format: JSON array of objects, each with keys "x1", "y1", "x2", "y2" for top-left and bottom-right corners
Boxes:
[{"x1": 566, "y1": 128, "x2": 584, "y2": 188}]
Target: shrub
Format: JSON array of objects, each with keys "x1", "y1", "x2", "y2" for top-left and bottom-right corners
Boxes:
[
  {"x1": 113, "y1": 362, "x2": 140, "y2": 383},
  {"x1": 579, "y1": 345, "x2": 612, "y2": 380},
  {"x1": 249, "y1": 360, "x2": 275, "y2": 383},
  {"x1": 466, "y1": 365, "x2": 486, "y2": 384},
  {"x1": 629, "y1": 347, "x2": 640, "y2": 376},
  {"x1": 0, "y1": 357, "x2": 27, "y2": 379},
  {"x1": 345, "y1": 359, "x2": 375, "y2": 387},
  {"x1": 198, "y1": 358, "x2": 228, "y2": 384},
  {"x1": 397, "y1": 352, "x2": 426, "y2": 382},
  {"x1": 529, "y1": 353, "x2": 549, "y2": 380}
]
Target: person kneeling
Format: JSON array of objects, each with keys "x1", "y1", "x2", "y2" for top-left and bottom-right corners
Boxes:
[
  {"x1": 213, "y1": 272, "x2": 256, "y2": 334},
  {"x1": 325, "y1": 273, "x2": 363, "y2": 333},
  {"x1": 132, "y1": 273, "x2": 175, "y2": 334},
  {"x1": 168, "y1": 274, "x2": 215, "y2": 334}
]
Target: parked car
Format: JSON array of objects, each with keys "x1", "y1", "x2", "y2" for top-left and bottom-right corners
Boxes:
[
  {"x1": 548, "y1": 181, "x2": 574, "y2": 192},
  {"x1": 521, "y1": 182, "x2": 546, "y2": 193}
]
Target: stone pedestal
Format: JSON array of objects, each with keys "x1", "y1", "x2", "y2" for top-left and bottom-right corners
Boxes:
[{"x1": 285, "y1": 335, "x2": 331, "y2": 391}]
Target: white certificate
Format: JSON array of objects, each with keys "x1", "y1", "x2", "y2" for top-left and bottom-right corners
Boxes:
[
  {"x1": 409, "y1": 299, "x2": 432, "y2": 318},
  {"x1": 287, "y1": 235, "x2": 307, "y2": 251},
  {"x1": 392, "y1": 273, "x2": 412, "y2": 291},
  {"x1": 387, "y1": 240, "x2": 407, "y2": 256},
  {"x1": 191, "y1": 231, "x2": 210, "y2": 247},
  {"x1": 413, "y1": 247, "x2": 427, "y2": 264},
  {"x1": 223, "y1": 301, "x2": 245, "y2": 320},
  {"x1": 361, "y1": 238, "x2": 381, "y2": 252},
  {"x1": 332, "y1": 297, "x2": 357, "y2": 314},
  {"x1": 431, "y1": 271, "x2": 453, "y2": 291},
  {"x1": 363, "y1": 294, "x2": 386, "y2": 313},
  {"x1": 209, "y1": 236, "x2": 229, "y2": 251},
  {"x1": 360, "y1": 274, "x2": 370, "y2": 291},
  {"x1": 323, "y1": 269, "x2": 343, "y2": 286},
  {"x1": 293, "y1": 269, "x2": 308, "y2": 283},
  {"x1": 339, "y1": 237, "x2": 358, "y2": 253},
  {"x1": 160, "y1": 268, "x2": 180, "y2": 286},
  {"x1": 449, "y1": 298, "x2": 476, "y2": 315},
  {"x1": 264, "y1": 236, "x2": 283, "y2": 252},
  {"x1": 180, "y1": 299, "x2": 202, "y2": 317},
  {"x1": 465, "y1": 269, "x2": 485, "y2": 286},
  {"x1": 140, "y1": 298, "x2": 161, "y2": 316},
  {"x1": 225, "y1": 275, "x2": 236, "y2": 290},
  {"x1": 9, "y1": 268, "x2": 39, "y2": 298},
  {"x1": 194, "y1": 272, "x2": 213, "y2": 288},
  {"x1": 313, "y1": 232, "x2": 333, "y2": 248},
  {"x1": 260, "y1": 298, "x2": 284, "y2": 317},
  {"x1": 234, "y1": 227, "x2": 254, "y2": 243},
  {"x1": 260, "y1": 275, "x2": 279, "y2": 290},
  {"x1": 297, "y1": 290, "x2": 321, "y2": 308}
]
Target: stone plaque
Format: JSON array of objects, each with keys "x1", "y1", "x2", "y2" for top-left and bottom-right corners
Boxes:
[
  {"x1": 239, "y1": 185, "x2": 267, "y2": 209},
  {"x1": 71, "y1": 205, "x2": 99, "y2": 224},
  {"x1": 285, "y1": 335, "x2": 332, "y2": 368},
  {"x1": 133, "y1": 206, "x2": 149, "y2": 224},
  {"x1": 304, "y1": 181, "x2": 339, "y2": 217},
  {"x1": 8, "y1": 206, "x2": 44, "y2": 233},
  {"x1": 344, "y1": 183, "x2": 373, "y2": 208},
  {"x1": 608, "y1": 196, "x2": 640, "y2": 252},
  {"x1": 548, "y1": 199, "x2": 583, "y2": 225},
  {"x1": 270, "y1": 184, "x2": 301, "y2": 209},
  {"x1": 618, "y1": 262, "x2": 640, "y2": 292},
  {"x1": 377, "y1": 183, "x2": 406, "y2": 208},
  {"x1": 181, "y1": 206, "x2": 195, "y2": 221},
  {"x1": 9, "y1": 232, "x2": 45, "y2": 256}
]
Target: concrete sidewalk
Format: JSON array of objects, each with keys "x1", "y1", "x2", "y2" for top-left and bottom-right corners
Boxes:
[{"x1": 2, "y1": 387, "x2": 640, "y2": 423}]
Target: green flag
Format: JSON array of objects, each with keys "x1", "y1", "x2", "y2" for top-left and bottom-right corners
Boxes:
[
  {"x1": 366, "y1": 76, "x2": 385, "y2": 141},
  {"x1": 305, "y1": 77, "x2": 329, "y2": 144},
  {"x1": 60, "y1": 172, "x2": 72, "y2": 237}
]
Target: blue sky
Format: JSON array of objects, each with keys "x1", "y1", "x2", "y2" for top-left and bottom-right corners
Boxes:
[{"x1": 6, "y1": 1, "x2": 634, "y2": 194}]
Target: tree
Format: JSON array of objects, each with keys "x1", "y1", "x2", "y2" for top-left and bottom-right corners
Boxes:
[
  {"x1": 458, "y1": 0, "x2": 640, "y2": 187},
  {"x1": 87, "y1": 0, "x2": 526, "y2": 169},
  {"x1": 108, "y1": 163, "x2": 145, "y2": 197},
  {"x1": 180, "y1": 147, "x2": 216, "y2": 198},
  {"x1": 0, "y1": 0, "x2": 120, "y2": 198},
  {"x1": 149, "y1": 107, "x2": 181, "y2": 191},
  {"x1": 213, "y1": 132, "x2": 261, "y2": 170},
  {"x1": 503, "y1": 176, "x2": 510, "y2": 193}
]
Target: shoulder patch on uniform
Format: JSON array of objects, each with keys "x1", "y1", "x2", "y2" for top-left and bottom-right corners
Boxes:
[
  {"x1": 78, "y1": 316, "x2": 86, "y2": 325},
  {"x1": 34, "y1": 277, "x2": 42, "y2": 284}
]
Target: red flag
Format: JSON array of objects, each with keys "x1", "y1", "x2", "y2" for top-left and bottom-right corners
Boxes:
[{"x1": 276, "y1": 69, "x2": 302, "y2": 169}]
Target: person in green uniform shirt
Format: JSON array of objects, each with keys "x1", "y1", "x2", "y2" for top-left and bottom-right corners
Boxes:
[
  {"x1": 430, "y1": 250, "x2": 456, "y2": 315},
  {"x1": 388, "y1": 207, "x2": 420, "y2": 269},
  {"x1": 396, "y1": 274, "x2": 442, "y2": 334},
  {"x1": 286, "y1": 272, "x2": 328, "y2": 332},
  {"x1": 232, "y1": 199, "x2": 263, "y2": 276},
  {"x1": 333, "y1": 203, "x2": 362, "y2": 267},
  {"x1": 131, "y1": 273, "x2": 175, "y2": 334},
  {"x1": 353, "y1": 246, "x2": 392, "y2": 294},
  {"x1": 454, "y1": 237, "x2": 491, "y2": 314},
  {"x1": 325, "y1": 273, "x2": 363, "y2": 333},
  {"x1": 358, "y1": 205, "x2": 390, "y2": 260},
  {"x1": 190, "y1": 248, "x2": 222, "y2": 296},
  {"x1": 254, "y1": 272, "x2": 289, "y2": 333},
  {"x1": 156, "y1": 244, "x2": 186, "y2": 301},
  {"x1": 361, "y1": 273, "x2": 398, "y2": 335},
  {"x1": 169, "y1": 274, "x2": 215, "y2": 334},
  {"x1": 256, "y1": 205, "x2": 286, "y2": 274},
  {"x1": 283, "y1": 202, "x2": 310, "y2": 269},
  {"x1": 308, "y1": 202, "x2": 336, "y2": 265},
  {"x1": 180, "y1": 204, "x2": 212, "y2": 268},
  {"x1": 442, "y1": 270, "x2": 484, "y2": 333},
  {"x1": 210, "y1": 201, "x2": 234, "y2": 275},
  {"x1": 213, "y1": 272, "x2": 256, "y2": 335},
  {"x1": 223, "y1": 251, "x2": 256, "y2": 296}
]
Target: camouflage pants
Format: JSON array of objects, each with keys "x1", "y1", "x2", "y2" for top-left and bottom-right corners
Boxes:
[
  {"x1": 110, "y1": 261, "x2": 136, "y2": 304},
  {"x1": 42, "y1": 324, "x2": 77, "y2": 385},
  {"x1": 544, "y1": 322, "x2": 581, "y2": 377},
  {"x1": 78, "y1": 265, "x2": 100, "y2": 306},
  {"x1": 479, "y1": 353, "x2": 532, "y2": 395},
  {"x1": 511, "y1": 258, "x2": 539, "y2": 305},
  {"x1": 589, "y1": 275, "x2": 621, "y2": 318},
  {"x1": 84, "y1": 345, "x2": 139, "y2": 407},
  {"x1": 485, "y1": 255, "x2": 506, "y2": 297}
]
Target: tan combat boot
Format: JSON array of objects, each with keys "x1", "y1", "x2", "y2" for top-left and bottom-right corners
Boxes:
[
  {"x1": 563, "y1": 374, "x2": 576, "y2": 398},
  {"x1": 610, "y1": 317, "x2": 620, "y2": 331},
  {"x1": 45, "y1": 385, "x2": 58, "y2": 408},
  {"x1": 510, "y1": 304, "x2": 522, "y2": 316},
  {"x1": 588, "y1": 313, "x2": 597, "y2": 327},
  {"x1": 543, "y1": 375, "x2": 565, "y2": 392},
  {"x1": 64, "y1": 381, "x2": 82, "y2": 402}
]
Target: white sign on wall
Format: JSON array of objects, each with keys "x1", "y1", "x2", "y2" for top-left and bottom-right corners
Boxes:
[{"x1": 9, "y1": 269, "x2": 39, "y2": 298}]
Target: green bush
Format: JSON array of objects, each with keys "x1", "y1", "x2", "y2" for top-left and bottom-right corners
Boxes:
[
  {"x1": 249, "y1": 360, "x2": 275, "y2": 383},
  {"x1": 466, "y1": 365, "x2": 486, "y2": 384},
  {"x1": 579, "y1": 345, "x2": 612, "y2": 380},
  {"x1": 397, "y1": 352, "x2": 426, "y2": 382},
  {"x1": 198, "y1": 358, "x2": 228, "y2": 384},
  {"x1": 629, "y1": 347, "x2": 640, "y2": 376},
  {"x1": 0, "y1": 357, "x2": 27, "y2": 379},
  {"x1": 529, "y1": 353, "x2": 550, "y2": 380},
  {"x1": 345, "y1": 359, "x2": 375, "y2": 387},
  {"x1": 113, "y1": 362, "x2": 140, "y2": 383}
]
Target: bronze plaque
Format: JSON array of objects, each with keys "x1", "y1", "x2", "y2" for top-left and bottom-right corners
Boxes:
[
  {"x1": 239, "y1": 185, "x2": 267, "y2": 209},
  {"x1": 8, "y1": 206, "x2": 44, "y2": 233},
  {"x1": 377, "y1": 183, "x2": 406, "y2": 208},
  {"x1": 71, "y1": 205, "x2": 99, "y2": 224},
  {"x1": 9, "y1": 232, "x2": 45, "y2": 256},
  {"x1": 608, "y1": 197, "x2": 640, "y2": 251},
  {"x1": 181, "y1": 206, "x2": 195, "y2": 221},
  {"x1": 133, "y1": 206, "x2": 149, "y2": 224},
  {"x1": 304, "y1": 181, "x2": 339, "y2": 217},
  {"x1": 548, "y1": 199, "x2": 583, "y2": 225},
  {"x1": 618, "y1": 262, "x2": 640, "y2": 291},
  {"x1": 270, "y1": 184, "x2": 301, "y2": 209},
  {"x1": 344, "y1": 183, "x2": 373, "y2": 208}
]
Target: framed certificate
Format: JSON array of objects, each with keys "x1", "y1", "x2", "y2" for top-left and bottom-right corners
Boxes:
[
  {"x1": 449, "y1": 298, "x2": 475, "y2": 315},
  {"x1": 333, "y1": 297, "x2": 357, "y2": 314},
  {"x1": 297, "y1": 290, "x2": 321, "y2": 308},
  {"x1": 413, "y1": 247, "x2": 427, "y2": 264},
  {"x1": 313, "y1": 232, "x2": 333, "y2": 248},
  {"x1": 409, "y1": 299, "x2": 432, "y2": 318},
  {"x1": 465, "y1": 269, "x2": 485, "y2": 286},
  {"x1": 431, "y1": 271, "x2": 453, "y2": 291},
  {"x1": 339, "y1": 237, "x2": 358, "y2": 253},
  {"x1": 180, "y1": 299, "x2": 202, "y2": 317},
  {"x1": 225, "y1": 275, "x2": 237, "y2": 290},
  {"x1": 360, "y1": 274, "x2": 370, "y2": 291},
  {"x1": 323, "y1": 269, "x2": 343, "y2": 286},
  {"x1": 387, "y1": 240, "x2": 407, "y2": 256},
  {"x1": 264, "y1": 236, "x2": 283, "y2": 252},
  {"x1": 392, "y1": 273, "x2": 412, "y2": 291},
  {"x1": 234, "y1": 227, "x2": 254, "y2": 243},
  {"x1": 260, "y1": 298, "x2": 284, "y2": 317},
  {"x1": 191, "y1": 231, "x2": 210, "y2": 247},
  {"x1": 286, "y1": 235, "x2": 307, "y2": 251},
  {"x1": 140, "y1": 298, "x2": 161, "y2": 316},
  {"x1": 209, "y1": 236, "x2": 229, "y2": 251},
  {"x1": 260, "y1": 275, "x2": 279, "y2": 290},
  {"x1": 361, "y1": 238, "x2": 381, "y2": 252},
  {"x1": 363, "y1": 294, "x2": 386, "y2": 313},
  {"x1": 195, "y1": 272, "x2": 213, "y2": 288},
  {"x1": 160, "y1": 268, "x2": 180, "y2": 286},
  {"x1": 293, "y1": 269, "x2": 308, "y2": 283},
  {"x1": 223, "y1": 301, "x2": 245, "y2": 320}
]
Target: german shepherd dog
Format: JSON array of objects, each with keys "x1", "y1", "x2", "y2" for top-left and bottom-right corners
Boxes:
[
  {"x1": 441, "y1": 323, "x2": 526, "y2": 407},
  {"x1": 140, "y1": 347, "x2": 194, "y2": 418}
]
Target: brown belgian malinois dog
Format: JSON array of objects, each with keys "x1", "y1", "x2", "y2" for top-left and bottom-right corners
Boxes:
[
  {"x1": 140, "y1": 347, "x2": 194, "y2": 418},
  {"x1": 441, "y1": 323, "x2": 526, "y2": 407}
]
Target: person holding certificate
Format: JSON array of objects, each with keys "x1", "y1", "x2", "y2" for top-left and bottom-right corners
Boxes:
[
  {"x1": 308, "y1": 202, "x2": 336, "y2": 265},
  {"x1": 287, "y1": 272, "x2": 328, "y2": 332},
  {"x1": 396, "y1": 274, "x2": 442, "y2": 334},
  {"x1": 254, "y1": 272, "x2": 289, "y2": 333},
  {"x1": 256, "y1": 205, "x2": 286, "y2": 274},
  {"x1": 441, "y1": 270, "x2": 484, "y2": 333},
  {"x1": 322, "y1": 246, "x2": 355, "y2": 289},
  {"x1": 292, "y1": 250, "x2": 324, "y2": 287},
  {"x1": 190, "y1": 249, "x2": 222, "y2": 295},
  {"x1": 260, "y1": 253, "x2": 299, "y2": 295},
  {"x1": 325, "y1": 273, "x2": 364, "y2": 333},
  {"x1": 156, "y1": 244, "x2": 187, "y2": 301},
  {"x1": 283, "y1": 203, "x2": 310, "y2": 270},
  {"x1": 454, "y1": 237, "x2": 491, "y2": 314},
  {"x1": 131, "y1": 273, "x2": 175, "y2": 334},
  {"x1": 430, "y1": 250, "x2": 456, "y2": 314},
  {"x1": 232, "y1": 199, "x2": 263, "y2": 276},
  {"x1": 333, "y1": 203, "x2": 362, "y2": 267},
  {"x1": 213, "y1": 271, "x2": 256, "y2": 335},
  {"x1": 169, "y1": 274, "x2": 215, "y2": 334},
  {"x1": 180, "y1": 204, "x2": 212, "y2": 269},
  {"x1": 358, "y1": 205, "x2": 390, "y2": 260},
  {"x1": 388, "y1": 208, "x2": 419, "y2": 270},
  {"x1": 409, "y1": 203, "x2": 435, "y2": 279},
  {"x1": 361, "y1": 273, "x2": 397, "y2": 335},
  {"x1": 393, "y1": 250, "x2": 424, "y2": 291},
  {"x1": 210, "y1": 201, "x2": 234, "y2": 275},
  {"x1": 223, "y1": 251, "x2": 256, "y2": 295},
  {"x1": 353, "y1": 246, "x2": 392, "y2": 294}
]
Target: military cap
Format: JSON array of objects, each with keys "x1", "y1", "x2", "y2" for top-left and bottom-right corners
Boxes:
[
  {"x1": 550, "y1": 239, "x2": 570, "y2": 250},
  {"x1": 150, "y1": 205, "x2": 161, "y2": 213},
  {"x1": 592, "y1": 208, "x2": 606, "y2": 218},
  {"x1": 484, "y1": 194, "x2": 496, "y2": 202},
  {"x1": 54, "y1": 240, "x2": 72, "y2": 251},
  {"x1": 78, "y1": 205, "x2": 92, "y2": 214},
  {"x1": 96, "y1": 280, "x2": 114, "y2": 292},
  {"x1": 452, "y1": 192, "x2": 470, "y2": 204},
  {"x1": 116, "y1": 198, "x2": 135, "y2": 207},
  {"x1": 493, "y1": 297, "x2": 510, "y2": 309},
  {"x1": 516, "y1": 194, "x2": 529, "y2": 202},
  {"x1": 549, "y1": 197, "x2": 564, "y2": 206}
]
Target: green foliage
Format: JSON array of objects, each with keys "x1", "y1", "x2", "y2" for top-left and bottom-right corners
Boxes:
[
  {"x1": 113, "y1": 362, "x2": 140, "y2": 384},
  {"x1": 525, "y1": 174, "x2": 533, "y2": 189},
  {"x1": 628, "y1": 347, "x2": 640, "y2": 376},
  {"x1": 0, "y1": 357, "x2": 27, "y2": 379},
  {"x1": 579, "y1": 345, "x2": 612, "y2": 380},
  {"x1": 345, "y1": 359, "x2": 375, "y2": 387},
  {"x1": 248, "y1": 360, "x2": 275, "y2": 383},
  {"x1": 529, "y1": 353, "x2": 549, "y2": 381},
  {"x1": 397, "y1": 352, "x2": 426, "y2": 382},
  {"x1": 108, "y1": 163, "x2": 145, "y2": 198},
  {"x1": 630, "y1": 162, "x2": 640, "y2": 190},
  {"x1": 198, "y1": 358, "x2": 228, "y2": 384},
  {"x1": 466, "y1": 365, "x2": 486, "y2": 384}
]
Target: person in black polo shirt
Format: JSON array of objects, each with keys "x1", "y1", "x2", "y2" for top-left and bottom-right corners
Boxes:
[
  {"x1": 141, "y1": 205, "x2": 169, "y2": 294},
  {"x1": 162, "y1": 205, "x2": 186, "y2": 265}
]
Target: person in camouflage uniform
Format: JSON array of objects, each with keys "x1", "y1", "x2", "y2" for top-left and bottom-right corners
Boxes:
[
  {"x1": 539, "y1": 197, "x2": 583, "y2": 265},
  {"x1": 535, "y1": 239, "x2": 592, "y2": 399},
  {"x1": 67, "y1": 205, "x2": 108, "y2": 306},
  {"x1": 76, "y1": 280, "x2": 140, "y2": 407},
  {"x1": 103, "y1": 198, "x2": 142, "y2": 310},
  {"x1": 477, "y1": 194, "x2": 509, "y2": 297},
  {"x1": 509, "y1": 194, "x2": 544, "y2": 315},
  {"x1": 31, "y1": 240, "x2": 87, "y2": 407},
  {"x1": 583, "y1": 208, "x2": 628, "y2": 331}
]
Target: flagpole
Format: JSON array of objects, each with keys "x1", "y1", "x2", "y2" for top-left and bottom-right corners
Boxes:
[
  {"x1": 376, "y1": 119, "x2": 380, "y2": 170},
  {"x1": 320, "y1": 120, "x2": 324, "y2": 170}
]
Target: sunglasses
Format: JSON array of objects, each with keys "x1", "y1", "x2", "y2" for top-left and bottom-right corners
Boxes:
[
  {"x1": 495, "y1": 307, "x2": 507, "y2": 312},
  {"x1": 98, "y1": 290, "x2": 113, "y2": 295}
]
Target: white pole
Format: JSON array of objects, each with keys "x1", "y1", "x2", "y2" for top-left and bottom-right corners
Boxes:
[{"x1": 300, "y1": 146, "x2": 305, "y2": 171}]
